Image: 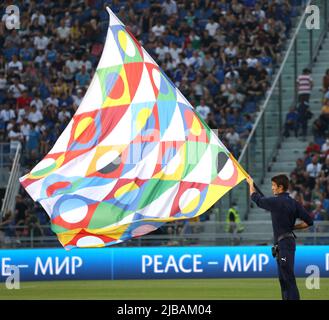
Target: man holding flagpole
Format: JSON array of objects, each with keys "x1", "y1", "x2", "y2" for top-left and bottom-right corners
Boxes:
[{"x1": 246, "y1": 174, "x2": 313, "y2": 300}]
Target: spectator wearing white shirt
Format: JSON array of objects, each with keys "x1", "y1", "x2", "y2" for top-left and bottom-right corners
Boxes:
[
  {"x1": 220, "y1": 77, "x2": 233, "y2": 98},
  {"x1": 31, "y1": 10, "x2": 46, "y2": 27},
  {"x1": 8, "y1": 78, "x2": 27, "y2": 99},
  {"x1": 184, "y1": 51, "x2": 203, "y2": 69},
  {"x1": 77, "y1": 54, "x2": 92, "y2": 72},
  {"x1": 0, "y1": 105, "x2": 16, "y2": 126},
  {"x1": 225, "y1": 68, "x2": 240, "y2": 84},
  {"x1": 17, "y1": 107, "x2": 26, "y2": 124},
  {"x1": 168, "y1": 42, "x2": 182, "y2": 64},
  {"x1": 30, "y1": 94, "x2": 44, "y2": 112},
  {"x1": 8, "y1": 124, "x2": 23, "y2": 158},
  {"x1": 155, "y1": 41, "x2": 169, "y2": 62},
  {"x1": 224, "y1": 42, "x2": 238, "y2": 59},
  {"x1": 306, "y1": 155, "x2": 322, "y2": 189},
  {"x1": 226, "y1": 127, "x2": 240, "y2": 146},
  {"x1": 58, "y1": 107, "x2": 71, "y2": 123},
  {"x1": 225, "y1": 127, "x2": 241, "y2": 158},
  {"x1": 34, "y1": 50, "x2": 46, "y2": 68},
  {"x1": 252, "y1": 3, "x2": 266, "y2": 20},
  {"x1": 56, "y1": 18, "x2": 71, "y2": 41},
  {"x1": 27, "y1": 105, "x2": 43, "y2": 124},
  {"x1": 162, "y1": 0, "x2": 178, "y2": 16},
  {"x1": 246, "y1": 53, "x2": 259, "y2": 68},
  {"x1": 203, "y1": 53, "x2": 215, "y2": 72},
  {"x1": 6, "y1": 119, "x2": 16, "y2": 134},
  {"x1": 321, "y1": 139, "x2": 329, "y2": 153},
  {"x1": 227, "y1": 87, "x2": 245, "y2": 109},
  {"x1": 196, "y1": 99, "x2": 211, "y2": 120},
  {"x1": 65, "y1": 54, "x2": 79, "y2": 74},
  {"x1": 7, "y1": 55, "x2": 23, "y2": 75},
  {"x1": 46, "y1": 93, "x2": 59, "y2": 108},
  {"x1": 205, "y1": 18, "x2": 219, "y2": 37},
  {"x1": 20, "y1": 119, "x2": 31, "y2": 142},
  {"x1": 164, "y1": 53, "x2": 177, "y2": 70},
  {"x1": 33, "y1": 31, "x2": 50, "y2": 51},
  {"x1": 72, "y1": 89, "x2": 84, "y2": 110},
  {"x1": 151, "y1": 22, "x2": 165, "y2": 37}
]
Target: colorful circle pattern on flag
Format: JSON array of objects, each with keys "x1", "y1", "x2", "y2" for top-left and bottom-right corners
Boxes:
[{"x1": 19, "y1": 8, "x2": 247, "y2": 249}]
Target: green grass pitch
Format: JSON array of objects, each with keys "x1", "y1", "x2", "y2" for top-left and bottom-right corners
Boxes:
[{"x1": 0, "y1": 278, "x2": 328, "y2": 300}]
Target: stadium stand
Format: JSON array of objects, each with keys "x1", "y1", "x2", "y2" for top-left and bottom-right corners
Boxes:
[{"x1": 0, "y1": 0, "x2": 308, "y2": 248}]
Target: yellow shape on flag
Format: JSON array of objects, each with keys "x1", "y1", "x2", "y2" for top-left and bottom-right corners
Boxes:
[
  {"x1": 137, "y1": 108, "x2": 152, "y2": 130},
  {"x1": 102, "y1": 66, "x2": 131, "y2": 108},
  {"x1": 190, "y1": 116, "x2": 202, "y2": 136},
  {"x1": 74, "y1": 117, "x2": 94, "y2": 140},
  {"x1": 181, "y1": 193, "x2": 200, "y2": 214}
]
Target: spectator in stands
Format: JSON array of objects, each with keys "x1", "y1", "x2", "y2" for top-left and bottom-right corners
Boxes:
[
  {"x1": 6, "y1": 54, "x2": 23, "y2": 76},
  {"x1": 0, "y1": 210, "x2": 15, "y2": 247},
  {"x1": 225, "y1": 126, "x2": 241, "y2": 158},
  {"x1": 8, "y1": 77, "x2": 26, "y2": 99},
  {"x1": 312, "y1": 117, "x2": 327, "y2": 145},
  {"x1": 296, "y1": 68, "x2": 313, "y2": 103},
  {"x1": 306, "y1": 155, "x2": 322, "y2": 190},
  {"x1": 162, "y1": 0, "x2": 178, "y2": 16},
  {"x1": 8, "y1": 123, "x2": 23, "y2": 158},
  {"x1": 321, "y1": 139, "x2": 329, "y2": 157},
  {"x1": 0, "y1": 104, "x2": 16, "y2": 132},
  {"x1": 195, "y1": 99, "x2": 211, "y2": 120},
  {"x1": 319, "y1": 155, "x2": 329, "y2": 186},
  {"x1": 305, "y1": 141, "x2": 321, "y2": 155},
  {"x1": 297, "y1": 99, "x2": 313, "y2": 140},
  {"x1": 284, "y1": 107, "x2": 298, "y2": 138},
  {"x1": 320, "y1": 99, "x2": 329, "y2": 126},
  {"x1": 239, "y1": 114, "x2": 253, "y2": 141},
  {"x1": 25, "y1": 210, "x2": 44, "y2": 239},
  {"x1": 227, "y1": 87, "x2": 245, "y2": 110},
  {"x1": 310, "y1": 201, "x2": 327, "y2": 232},
  {"x1": 291, "y1": 158, "x2": 307, "y2": 186},
  {"x1": 322, "y1": 69, "x2": 329, "y2": 98},
  {"x1": 205, "y1": 112, "x2": 218, "y2": 129}
]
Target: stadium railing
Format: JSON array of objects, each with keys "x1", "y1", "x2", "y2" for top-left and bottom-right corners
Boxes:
[
  {"x1": 0, "y1": 143, "x2": 22, "y2": 218},
  {"x1": 0, "y1": 143, "x2": 13, "y2": 188},
  {"x1": 1, "y1": 221, "x2": 328, "y2": 249}
]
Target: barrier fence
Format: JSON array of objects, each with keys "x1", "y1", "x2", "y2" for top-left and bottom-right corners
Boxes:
[
  {"x1": 0, "y1": 245, "x2": 328, "y2": 281},
  {"x1": 1, "y1": 220, "x2": 328, "y2": 249}
]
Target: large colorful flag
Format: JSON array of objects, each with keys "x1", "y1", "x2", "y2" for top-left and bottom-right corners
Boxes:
[{"x1": 19, "y1": 8, "x2": 248, "y2": 250}]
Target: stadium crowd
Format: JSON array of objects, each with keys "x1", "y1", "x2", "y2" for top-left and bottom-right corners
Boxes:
[
  {"x1": 287, "y1": 69, "x2": 329, "y2": 228},
  {"x1": 0, "y1": 0, "x2": 304, "y2": 246}
]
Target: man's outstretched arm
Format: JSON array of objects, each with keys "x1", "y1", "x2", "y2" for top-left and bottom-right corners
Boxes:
[
  {"x1": 246, "y1": 176, "x2": 256, "y2": 195},
  {"x1": 246, "y1": 176, "x2": 275, "y2": 211}
]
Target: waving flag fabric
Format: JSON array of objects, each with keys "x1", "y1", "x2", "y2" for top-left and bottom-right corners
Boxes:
[{"x1": 19, "y1": 8, "x2": 247, "y2": 250}]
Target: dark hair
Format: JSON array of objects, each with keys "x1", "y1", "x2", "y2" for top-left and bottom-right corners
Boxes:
[{"x1": 271, "y1": 174, "x2": 289, "y2": 192}]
